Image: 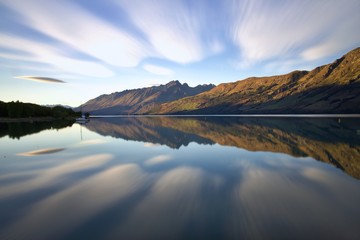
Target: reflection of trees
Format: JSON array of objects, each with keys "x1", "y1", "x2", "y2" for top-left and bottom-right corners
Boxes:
[
  {"x1": 86, "y1": 117, "x2": 360, "y2": 179},
  {"x1": 0, "y1": 120, "x2": 75, "y2": 139}
]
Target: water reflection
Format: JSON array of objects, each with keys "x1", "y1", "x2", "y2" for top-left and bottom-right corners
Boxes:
[
  {"x1": 0, "y1": 117, "x2": 360, "y2": 239},
  {"x1": 0, "y1": 154, "x2": 112, "y2": 199},
  {"x1": 86, "y1": 117, "x2": 360, "y2": 179},
  {"x1": 18, "y1": 148, "x2": 66, "y2": 156},
  {"x1": 0, "y1": 119, "x2": 74, "y2": 139}
]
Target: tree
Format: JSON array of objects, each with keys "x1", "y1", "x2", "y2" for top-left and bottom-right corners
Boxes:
[{"x1": 0, "y1": 101, "x2": 8, "y2": 117}]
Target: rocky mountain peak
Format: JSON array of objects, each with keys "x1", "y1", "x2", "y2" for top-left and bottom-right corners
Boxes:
[{"x1": 165, "y1": 80, "x2": 182, "y2": 87}]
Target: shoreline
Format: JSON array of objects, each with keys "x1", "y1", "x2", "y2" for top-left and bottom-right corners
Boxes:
[
  {"x1": 0, "y1": 117, "x2": 74, "y2": 123},
  {"x1": 90, "y1": 114, "x2": 360, "y2": 118},
  {"x1": 2, "y1": 114, "x2": 360, "y2": 122}
]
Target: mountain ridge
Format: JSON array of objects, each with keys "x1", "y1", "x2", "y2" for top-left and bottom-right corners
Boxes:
[
  {"x1": 77, "y1": 80, "x2": 215, "y2": 115},
  {"x1": 150, "y1": 47, "x2": 360, "y2": 114}
]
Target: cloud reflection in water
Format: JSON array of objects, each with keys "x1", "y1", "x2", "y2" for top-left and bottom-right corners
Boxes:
[
  {"x1": 0, "y1": 154, "x2": 112, "y2": 199},
  {"x1": 1, "y1": 164, "x2": 147, "y2": 240},
  {"x1": 17, "y1": 148, "x2": 66, "y2": 156}
]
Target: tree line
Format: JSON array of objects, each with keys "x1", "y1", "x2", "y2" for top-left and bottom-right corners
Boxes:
[{"x1": 0, "y1": 101, "x2": 81, "y2": 118}]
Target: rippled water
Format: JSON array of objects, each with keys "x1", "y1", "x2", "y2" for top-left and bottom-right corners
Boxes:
[{"x1": 0, "y1": 117, "x2": 360, "y2": 240}]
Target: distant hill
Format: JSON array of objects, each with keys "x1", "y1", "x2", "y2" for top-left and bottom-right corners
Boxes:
[
  {"x1": 43, "y1": 104, "x2": 73, "y2": 109},
  {"x1": 77, "y1": 80, "x2": 215, "y2": 115},
  {"x1": 150, "y1": 47, "x2": 360, "y2": 114}
]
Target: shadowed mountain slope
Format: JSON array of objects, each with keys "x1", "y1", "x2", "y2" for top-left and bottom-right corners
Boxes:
[{"x1": 77, "y1": 81, "x2": 215, "y2": 115}]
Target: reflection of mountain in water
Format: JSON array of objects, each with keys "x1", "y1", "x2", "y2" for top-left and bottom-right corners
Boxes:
[
  {"x1": 85, "y1": 117, "x2": 213, "y2": 149},
  {"x1": 86, "y1": 117, "x2": 360, "y2": 179},
  {"x1": 0, "y1": 120, "x2": 75, "y2": 139}
]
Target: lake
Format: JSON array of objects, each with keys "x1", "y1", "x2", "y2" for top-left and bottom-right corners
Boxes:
[{"x1": 1, "y1": 116, "x2": 360, "y2": 240}]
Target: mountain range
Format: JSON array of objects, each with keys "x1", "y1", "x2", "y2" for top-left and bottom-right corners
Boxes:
[
  {"x1": 77, "y1": 81, "x2": 215, "y2": 115},
  {"x1": 79, "y1": 47, "x2": 360, "y2": 114}
]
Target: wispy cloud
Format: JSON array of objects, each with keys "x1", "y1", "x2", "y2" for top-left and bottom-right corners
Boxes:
[
  {"x1": 15, "y1": 76, "x2": 66, "y2": 84},
  {"x1": 230, "y1": 0, "x2": 360, "y2": 65},
  {"x1": 1, "y1": 0, "x2": 149, "y2": 68},
  {"x1": 143, "y1": 64, "x2": 173, "y2": 76},
  {"x1": 1, "y1": 0, "x2": 359, "y2": 85},
  {"x1": 0, "y1": 33, "x2": 114, "y2": 77},
  {"x1": 209, "y1": 40, "x2": 225, "y2": 55},
  {"x1": 115, "y1": 0, "x2": 207, "y2": 64}
]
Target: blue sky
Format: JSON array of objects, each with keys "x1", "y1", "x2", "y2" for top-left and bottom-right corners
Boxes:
[{"x1": 1, "y1": 0, "x2": 359, "y2": 107}]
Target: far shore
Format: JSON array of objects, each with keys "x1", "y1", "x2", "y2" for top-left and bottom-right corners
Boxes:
[
  {"x1": 89, "y1": 114, "x2": 360, "y2": 118},
  {"x1": 2, "y1": 114, "x2": 360, "y2": 123}
]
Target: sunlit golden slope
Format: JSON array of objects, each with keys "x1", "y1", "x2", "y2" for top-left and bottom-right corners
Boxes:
[{"x1": 151, "y1": 47, "x2": 360, "y2": 114}]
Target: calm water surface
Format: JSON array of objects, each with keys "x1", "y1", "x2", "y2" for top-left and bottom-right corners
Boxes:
[{"x1": 0, "y1": 117, "x2": 360, "y2": 240}]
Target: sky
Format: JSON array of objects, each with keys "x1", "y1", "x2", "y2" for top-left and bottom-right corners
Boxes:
[{"x1": 0, "y1": 0, "x2": 359, "y2": 107}]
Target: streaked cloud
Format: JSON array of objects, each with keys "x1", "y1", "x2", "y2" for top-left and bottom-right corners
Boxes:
[
  {"x1": 230, "y1": 0, "x2": 360, "y2": 65},
  {"x1": 2, "y1": 0, "x2": 359, "y2": 71},
  {"x1": 115, "y1": 0, "x2": 209, "y2": 64},
  {"x1": 209, "y1": 40, "x2": 225, "y2": 55},
  {"x1": 143, "y1": 64, "x2": 173, "y2": 76},
  {"x1": 15, "y1": 76, "x2": 66, "y2": 84},
  {"x1": 0, "y1": 33, "x2": 114, "y2": 78},
  {"x1": 1, "y1": 0, "x2": 149, "y2": 68},
  {"x1": 0, "y1": 0, "x2": 359, "y2": 105}
]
